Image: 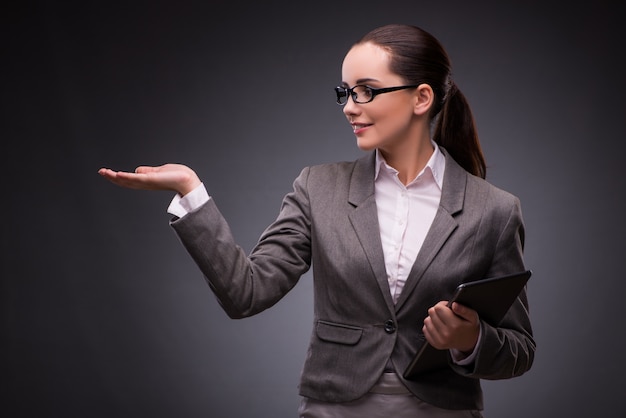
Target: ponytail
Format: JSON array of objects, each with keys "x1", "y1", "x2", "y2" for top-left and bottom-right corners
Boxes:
[{"x1": 433, "y1": 83, "x2": 486, "y2": 179}]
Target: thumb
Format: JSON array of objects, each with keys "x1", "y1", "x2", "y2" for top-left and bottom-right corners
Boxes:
[
  {"x1": 450, "y1": 302, "x2": 476, "y2": 321},
  {"x1": 135, "y1": 166, "x2": 157, "y2": 174}
]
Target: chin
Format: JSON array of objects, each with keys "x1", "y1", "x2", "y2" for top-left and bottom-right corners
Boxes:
[{"x1": 356, "y1": 138, "x2": 378, "y2": 152}]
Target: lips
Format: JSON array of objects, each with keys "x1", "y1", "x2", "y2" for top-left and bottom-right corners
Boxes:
[{"x1": 351, "y1": 123, "x2": 372, "y2": 133}]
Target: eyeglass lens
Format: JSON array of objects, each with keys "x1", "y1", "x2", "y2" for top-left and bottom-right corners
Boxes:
[{"x1": 335, "y1": 86, "x2": 374, "y2": 104}]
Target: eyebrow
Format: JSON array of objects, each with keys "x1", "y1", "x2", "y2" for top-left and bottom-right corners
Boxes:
[{"x1": 341, "y1": 77, "x2": 380, "y2": 87}]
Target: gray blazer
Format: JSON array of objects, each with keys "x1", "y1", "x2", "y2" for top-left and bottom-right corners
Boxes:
[{"x1": 171, "y1": 149, "x2": 535, "y2": 410}]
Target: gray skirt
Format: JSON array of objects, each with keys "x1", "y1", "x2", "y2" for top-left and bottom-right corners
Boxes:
[{"x1": 298, "y1": 373, "x2": 483, "y2": 418}]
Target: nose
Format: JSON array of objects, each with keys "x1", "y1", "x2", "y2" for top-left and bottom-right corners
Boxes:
[{"x1": 342, "y1": 96, "x2": 360, "y2": 117}]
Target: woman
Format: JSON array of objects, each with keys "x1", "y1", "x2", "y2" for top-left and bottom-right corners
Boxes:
[{"x1": 99, "y1": 24, "x2": 534, "y2": 417}]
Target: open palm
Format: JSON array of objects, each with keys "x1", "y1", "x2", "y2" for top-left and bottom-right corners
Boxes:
[{"x1": 98, "y1": 164, "x2": 201, "y2": 196}]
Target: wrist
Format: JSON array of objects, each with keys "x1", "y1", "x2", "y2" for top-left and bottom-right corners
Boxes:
[{"x1": 178, "y1": 173, "x2": 202, "y2": 196}]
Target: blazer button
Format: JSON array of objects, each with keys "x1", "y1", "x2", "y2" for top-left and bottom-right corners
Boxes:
[{"x1": 384, "y1": 319, "x2": 396, "y2": 334}]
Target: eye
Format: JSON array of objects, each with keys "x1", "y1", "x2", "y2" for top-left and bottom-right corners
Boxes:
[{"x1": 353, "y1": 85, "x2": 373, "y2": 102}]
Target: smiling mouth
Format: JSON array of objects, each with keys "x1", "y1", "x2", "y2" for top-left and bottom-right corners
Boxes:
[{"x1": 352, "y1": 124, "x2": 371, "y2": 132}]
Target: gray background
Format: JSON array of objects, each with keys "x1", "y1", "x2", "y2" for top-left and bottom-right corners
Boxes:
[{"x1": 4, "y1": 1, "x2": 625, "y2": 417}]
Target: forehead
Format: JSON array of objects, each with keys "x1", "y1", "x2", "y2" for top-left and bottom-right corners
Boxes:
[{"x1": 341, "y1": 42, "x2": 398, "y2": 84}]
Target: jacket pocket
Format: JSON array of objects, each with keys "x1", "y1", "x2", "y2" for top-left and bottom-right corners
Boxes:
[{"x1": 316, "y1": 320, "x2": 363, "y2": 345}]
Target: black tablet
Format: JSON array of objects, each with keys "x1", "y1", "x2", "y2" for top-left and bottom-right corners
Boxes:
[{"x1": 446, "y1": 269, "x2": 532, "y2": 325}]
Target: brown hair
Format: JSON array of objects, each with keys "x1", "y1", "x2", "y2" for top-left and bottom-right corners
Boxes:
[{"x1": 356, "y1": 24, "x2": 486, "y2": 178}]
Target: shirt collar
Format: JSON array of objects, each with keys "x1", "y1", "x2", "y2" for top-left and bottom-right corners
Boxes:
[{"x1": 374, "y1": 140, "x2": 445, "y2": 189}]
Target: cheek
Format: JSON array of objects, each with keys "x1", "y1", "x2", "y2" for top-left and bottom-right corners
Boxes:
[{"x1": 376, "y1": 107, "x2": 413, "y2": 137}]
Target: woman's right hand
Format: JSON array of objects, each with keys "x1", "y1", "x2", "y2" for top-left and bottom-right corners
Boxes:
[{"x1": 98, "y1": 164, "x2": 202, "y2": 196}]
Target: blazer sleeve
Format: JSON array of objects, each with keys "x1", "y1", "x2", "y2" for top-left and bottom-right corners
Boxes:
[
  {"x1": 452, "y1": 194, "x2": 535, "y2": 379},
  {"x1": 170, "y1": 167, "x2": 313, "y2": 319}
]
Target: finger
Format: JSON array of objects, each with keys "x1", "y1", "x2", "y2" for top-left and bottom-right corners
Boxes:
[
  {"x1": 99, "y1": 170, "x2": 149, "y2": 188},
  {"x1": 98, "y1": 168, "x2": 125, "y2": 180},
  {"x1": 98, "y1": 167, "x2": 117, "y2": 175},
  {"x1": 422, "y1": 319, "x2": 436, "y2": 345},
  {"x1": 450, "y1": 302, "x2": 477, "y2": 322},
  {"x1": 424, "y1": 306, "x2": 445, "y2": 336},
  {"x1": 423, "y1": 315, "x2": 446, "y2": 349},
  {"x1": 429, "y1": 302, "x2": 453, "y2": 326},
  {"x1": 99, "y1": 168, "x2": 136, "y2": 178},
  {"x1": 135, "y1": 166, "x2": 157, "y2": 174}
]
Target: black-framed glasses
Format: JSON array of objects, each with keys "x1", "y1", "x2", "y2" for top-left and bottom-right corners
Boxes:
[{"x1": 334, "y1": 84, "x2": 419, "y2": 105}]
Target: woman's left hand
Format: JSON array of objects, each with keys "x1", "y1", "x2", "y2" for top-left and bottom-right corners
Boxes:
[{"x1": 422, "y1": 301, "x2": 480, "y2": 354}]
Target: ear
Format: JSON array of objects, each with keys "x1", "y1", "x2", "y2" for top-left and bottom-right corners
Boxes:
[{"x1": 413, "y1": 83, "x2": 435, "y2": 116}]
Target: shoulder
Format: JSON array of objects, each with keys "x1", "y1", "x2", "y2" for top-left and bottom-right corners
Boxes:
[
  {"x1": 441, "y1": 150, "x2": 522, "y2": 220},
  {"x1": 443, "y1": 148, "x2": 520, "y2": 208},
  {"x1": 309, "y1": 154, "x2": 368, "y2": 174},
  {"x1": 296, "y1": 153, "x2": 373, "y2": 184},
  {"x1": 468, "y1": 174, "x2": 520, "y2": 205},
  {"x1": 463, "y1": 174, "x2": 525, "y2": 240}
]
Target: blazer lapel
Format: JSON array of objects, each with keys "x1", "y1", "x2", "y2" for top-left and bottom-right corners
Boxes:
[
  {"x1": 394, "y1": 151, "x2": 467, "y2": 311},
  {"x1": 347, "y1": 153, "x2": 396, "y2": 310}
]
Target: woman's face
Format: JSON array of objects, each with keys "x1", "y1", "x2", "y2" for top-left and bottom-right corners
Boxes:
[{"x1": 340, "y1": 42, "x2": 419, "y2": 153}]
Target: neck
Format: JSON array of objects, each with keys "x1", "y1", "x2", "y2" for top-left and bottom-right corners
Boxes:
[{"x1": 379, "y1": 137, "x2": 434, "y2": 185}]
